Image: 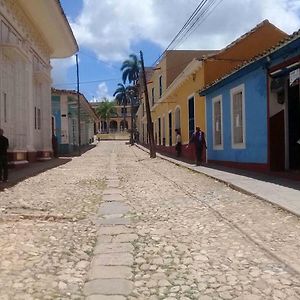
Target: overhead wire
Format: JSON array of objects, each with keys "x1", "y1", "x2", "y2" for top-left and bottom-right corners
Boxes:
[
  {"x1": 152, "y1": 0, "x2": 209, "y2": 66},
  {"x1": 54, "y1": 77, "x2": 120, "y2": 86},
  {"x1": 152, "y1": 0, "x2": 224, "y2": 66},
  {"x1": 173, "y1": 0, "x2": 225, "y2": 49}
]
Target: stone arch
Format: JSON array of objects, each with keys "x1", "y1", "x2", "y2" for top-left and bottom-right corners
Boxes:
[
  {"x1": 120, "y1": 120, "x2": 128, "y2": 131},
  {"x1": 109, "y1": 120, "x2": 118, "y2": 132},
  {"x1": 101, "y1": 121, "x2": 108, "y2": 133}
]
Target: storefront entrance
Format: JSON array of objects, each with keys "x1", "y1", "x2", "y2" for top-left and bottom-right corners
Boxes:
[
  {"x1": 288, "y1": 83, "x2": 300, "y2": 170},
  {"x1": 269, "y1": 74, "x2": 300, "y2": 171}
]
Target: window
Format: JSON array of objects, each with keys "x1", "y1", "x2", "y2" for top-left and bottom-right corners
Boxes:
[
  {"x1": 231, "y1": 84, "x2": 245, "y2": 148},
  {"x1": 212, "y1": 96, "x2": 223, "y2": 149},
  {"x1": 158, "y1": 117, "x2": 161, "y2": 145},
  {"x1": 34, "y1": 107, "x2": 41, "y2": 130},
  {"x1": 188, "y1": 96, "x2": 195, "y2": 138},
  {"x1": 121, "y1": 107, "x2": 127, "y2": 114},
  {"x1": 34, "y1": 107, "x2": 37, "y2": 129},
  {"x1": 3, "y1": 93, "x2": 7, "y2": 123},
  {"x1": 159, "y1": 76, "x2": 162, "y2": 98},
  {"x1": 151, "y1": 87, "x2": 155, "y2": 106},
  {"x1": 38, "y1": 108, "x2": 41, "y2": 130},
  {"x1": 168, "y1": 112, "x2": 172, "y2": 146},
  {"x1": 162, "y1": 115, "x2": 166, "y2": 146}
]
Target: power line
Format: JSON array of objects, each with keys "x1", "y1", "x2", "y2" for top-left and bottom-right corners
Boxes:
[
  {"x1": 54, "y1": 77, "x2": 120, "y2": 86},
  {"x1": 152, "y1": 0, "x2": 224, "y2": 66},
  {"x1": 164, "y1": 0, "x2": 209, "y2": 52},
  {"x1": 152, "y1": 0, "x2": 210, "y2": 66},
  {"x1": 173, "y1": 0, "x2": 224, "y2": 49}
]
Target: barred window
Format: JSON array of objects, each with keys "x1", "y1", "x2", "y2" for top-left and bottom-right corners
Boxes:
[
  {"x1": 151, "y1": 87, "x2": 155, "y2": 106},
  {"x1": 231, "y1": 85, "x2": 245, "y2": 148},
  {"x1": 213, "y1": 96, "x2": 222, "y2": 148},
  {"x1": 159, "y1": 76, "x2": 162, "y2": 98}
]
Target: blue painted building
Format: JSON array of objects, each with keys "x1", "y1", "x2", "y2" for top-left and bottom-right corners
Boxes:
[
  {"x1": 201, "y1": 29, "x2": 300, "y2": 172},
  {"x1": 51, "y1": 89, "x2": 98, "y2": 154}
]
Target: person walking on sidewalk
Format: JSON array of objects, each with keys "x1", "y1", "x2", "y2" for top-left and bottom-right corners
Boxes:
[
  {"x1": 187, "y1": 126, "x2": 207, "y2": 166},
  {"x1": 0, "y1": 128, "x2": 9, "y2": 182},
  {"x1": 175, "y1": 129, "x2": 182, "y2": 157}
]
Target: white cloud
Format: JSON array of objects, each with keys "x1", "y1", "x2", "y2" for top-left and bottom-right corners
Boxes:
[
  {"x1": 70, "y1": 0, "x2": 300, "y2": 62},
  {"x1": 51, "y1": 56, "x2": 76, "y2": 88},
  {"x1": 95, "y1": 82, "x2": 112, "y2": 100}
]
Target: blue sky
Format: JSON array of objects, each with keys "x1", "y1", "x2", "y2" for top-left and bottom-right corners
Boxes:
[{"x1": 52, "y1": 0, "x2": 300, "y2": 102}]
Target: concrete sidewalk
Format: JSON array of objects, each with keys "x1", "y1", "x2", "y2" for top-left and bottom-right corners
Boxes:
[{"x1": 135, "y1": 144, "x2": 300, "y2": 218}]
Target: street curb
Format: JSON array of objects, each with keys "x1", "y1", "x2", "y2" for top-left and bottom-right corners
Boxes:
[{"x1": 133, "y1": 143, "x2": 300, "y2": 219}]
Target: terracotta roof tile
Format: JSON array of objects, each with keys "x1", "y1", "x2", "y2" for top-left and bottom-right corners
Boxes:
[{"x1": 200, "y1": 28, "x2": 300, "y2": 94}]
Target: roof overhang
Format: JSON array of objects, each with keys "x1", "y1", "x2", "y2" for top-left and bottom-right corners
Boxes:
[
  {"x1": 17, "y1": 0, "x2": 78, "y2": 58},
  {"x1": 52, "y1": 88, "x2": 98, "y2": 120},
  {"x1": 151, "y1": 59, "x2": 203, "y2": 111},
  {"x1": 200, "y1": 31, "x2": 300, "y2": 96}
]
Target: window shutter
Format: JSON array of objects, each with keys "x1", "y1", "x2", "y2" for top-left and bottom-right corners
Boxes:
[
  {"x1": 214, "y1": 100, "x2": 221, "y2": 146},
  {"x1": 233, "y1": 92, "x2": 243, "y2": 144}
]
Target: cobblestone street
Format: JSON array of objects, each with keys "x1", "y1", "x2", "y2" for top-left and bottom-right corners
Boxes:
[{"x1": 1, "y1": 141, "x2": 300, "y2": 300}]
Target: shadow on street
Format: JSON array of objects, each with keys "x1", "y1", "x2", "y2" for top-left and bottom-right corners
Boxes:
[{"x1": 0, "y1": 158, "x2": 72, "y2": 191}]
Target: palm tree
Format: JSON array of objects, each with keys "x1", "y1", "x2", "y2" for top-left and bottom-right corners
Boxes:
[
  {"x1": 113, "y1": 83, "x2": 129, "y2": 131},
  {"x1": 95, "y1": 98, "x2": 116, "y2": 133},
  {"x1": 121, "y1": 54, "x2": 141, "y2": 144},
  {"x1": 121, "y1": 54, "x2": 140, "y2": 85}
]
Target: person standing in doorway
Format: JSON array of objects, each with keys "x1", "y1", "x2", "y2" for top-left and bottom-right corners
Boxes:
[
  {"x1": 187, "y1": 126, "x2": 207, "y2": 166},
  {"x1": 175, "y1": 129, "x2": 182, "y2": 157},
  {"x1": 0, "y1": 128, "x2": 9, "y2": 182}
]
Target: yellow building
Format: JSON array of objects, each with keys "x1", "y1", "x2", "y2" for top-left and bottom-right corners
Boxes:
[{"x1": 137, "y1": 20, "x2": 287, "y2": 161}]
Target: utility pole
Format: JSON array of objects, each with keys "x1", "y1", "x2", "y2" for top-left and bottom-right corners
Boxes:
[
  {"x1": 76, "y1": 54, "x2": 81, "y2": 156},
  {"x1": 140, "y1": 50, "x2": 156, "y2": 158},
  {"x1": 130, "y1": 94, "x2": 134, "y2": 145}
]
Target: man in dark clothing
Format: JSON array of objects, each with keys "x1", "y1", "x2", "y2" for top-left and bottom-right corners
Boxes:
[
  {"x1": 188, "y1": 126, "x2": 207, "y2": 166},
  {"x1": 0, "y1": 128, "x2": 9, "y2": 182}
]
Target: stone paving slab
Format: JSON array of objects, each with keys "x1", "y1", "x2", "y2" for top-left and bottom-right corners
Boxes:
[
  {"x1": 103, "y1": 188, "x2": 123, "y2": 195},
  {"x1": 88, "y1": 266, "x2": 133, "y2": 280},
  {"x1": 102, "y1": 214, "x2": 124, "y2": 219},
  {"x1": 86, "y1": 295, "x2": 126, "y2": 300},
  {"x1": 98, "y1": 217, "x2": 131, "y2": 225},
  {"x1": 105, "y1": 176, "x2": 119, "y2": 181},
  {"x1": 84, "y1": 279, "x2": 133, "y2": 296},
  {"x1": 112, "y1": 233, "x2": 138, "y2": 243},
  {"x1": 92, "y1": 253, "x2": 134, "y2": 266},
  {"x1": 97, "y1": 235, "x2": 112, "y2": 243},
  {"x1": 102, "y1": 194, "x2": 125, "y2": 202},
  {"x1": 106, "y1": 182, "x2": 120, "y2": 188},
  {"x1": 98, "y1": 202, "x2": 130, "y2": 215},
  {"x1": 97, "y1": 225, "x2": 134, "y2": 235},
  {"x1": 94, "y1": 242, "x2": 134, "y2": 254}
]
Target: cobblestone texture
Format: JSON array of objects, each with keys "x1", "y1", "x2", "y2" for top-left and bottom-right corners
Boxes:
[{"x1": 0, "y1": 141, "x2": 299, "y2": 299}]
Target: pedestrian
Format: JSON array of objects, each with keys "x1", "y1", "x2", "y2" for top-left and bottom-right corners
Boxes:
[
  {"x1": 52, "y1": 134, "x2": 58, "y2": 158},
  {"x1": 0, "y1": 128, "x2": 9, "y2": 182},
  {"x1": 175, "y1": 129, "x2": 182, "y2": 157},
  {"x1": 187, "y1": 126, "x2": 207, "y2": 166}
]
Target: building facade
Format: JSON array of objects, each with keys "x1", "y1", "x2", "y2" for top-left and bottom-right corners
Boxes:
[
  {"x1": 91, "y1": 102, "x2": 133, "y2": 133},
  {"x1": 0, "y1": 0, "x2": 77, "y2": 164},
  {"x1": 137, "y1": 20, "x2": 287, "y2": 162},
  {"x1": 52, "y1": 89, "x2": 98, "y2": 154},
  {"x1": 201, "y1": 29, "x2": 300, "y2": 173}
]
